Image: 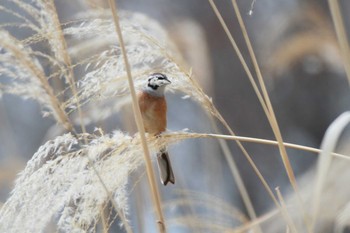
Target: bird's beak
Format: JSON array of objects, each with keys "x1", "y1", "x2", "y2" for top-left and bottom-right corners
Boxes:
[{"x1": 162, "y1": 78, "x2": 171, "y2": 85}]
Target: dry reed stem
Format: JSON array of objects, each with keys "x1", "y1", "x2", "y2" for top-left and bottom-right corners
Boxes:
[
  {"x1": 101, "y1": 207, "x2": 108, "y2": 233},
  {"x1": 209, "y1": 116, "x2": 261, "y2": 233},
  {"x1": 208, "y1": 0, "x2": 270, "y2": 117},
  {"x1": 275, "y1": 187, "x2": 298, "y2": 233},
  {"x1": 230, "y1": 1, "x2": 310, "y2": 230},
  {"x1": 211, "y1": 111, "x2": 281, "y2": 208},
  {"x1": 230, "y1": 0, "x2": 296, "y2": 187},
  {"x1": 162, "y1": 132, "x2": 350, "y2": 160},
  {"x1": 328, "y1": 0, "x2": 350, "y2": 85},
  {"x1": 46, "y1": 6, "x2": 136, "y2": 227},
  {"x1": 107, "y1": 1, "x2": 166, "y2": 232},
  {"x1": 311, "y1": 112, "x2": 350, "y2": 231},
  {"x1": 207, "y1": 0, "x2": 280, "y2": 209},
  {"x1": 183, "y1": 70, "x2": 283, "y2": 217},
  {"x1": 45, "y1": 0, "x2": 87, "y2": 136}
]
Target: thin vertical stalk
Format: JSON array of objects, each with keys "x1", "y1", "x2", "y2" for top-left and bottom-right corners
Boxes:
[
  {"x1": 101, "y1": 207, "x2": 108, "y2": 233},
  {"x1": 46, "y1": 3, "x2": 133, "y2": 231},
  {"x1": 214, "y1": 111, "x2": 281, "y2": 209},
  {"x1": 276, "y1": 187, "x2": 298, "y2": 233},
  {"x1": 208, "y1": 0, "x2": 281, "y2": 210},
  {"x1": 328, "y1": 0, "x2": 350, "y2": 85},
  {"x1": 230, "y1": 1, "x2": 310, "y2": 231},
  {"x1": 208, "y1": 0, "x2": 270, "y2": 118},
  {"x1": 209, "y1": 116, "x2": 262, "y2": 233},
  {"x1": 107, "y1": 1, "x2": 166, "y2": 232}
]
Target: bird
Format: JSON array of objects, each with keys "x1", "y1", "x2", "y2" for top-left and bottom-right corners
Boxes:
[{"x1": 138, "y1": 73, "x2": 175, "y2": 185}]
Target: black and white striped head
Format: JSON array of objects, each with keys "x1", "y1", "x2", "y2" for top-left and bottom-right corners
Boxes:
[{"x1": 144, "y1": 73, "x2": 171, "y2": 96}]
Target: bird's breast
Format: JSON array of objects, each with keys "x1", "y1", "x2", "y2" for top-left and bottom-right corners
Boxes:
[{"x1": 138, "y1": 92, "x2": 167, "y2": 135}]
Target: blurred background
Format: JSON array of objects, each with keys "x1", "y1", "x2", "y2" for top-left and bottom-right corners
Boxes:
[{"x1": 1, "y1": 0, "x2": 350, "y2": 232}]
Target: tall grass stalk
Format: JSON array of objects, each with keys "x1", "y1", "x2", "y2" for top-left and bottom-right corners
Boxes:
[
  {"x1": 107, "y1": 0, "x2": 166, "y2": 232},
  {"x1": 209, "y1": 116, "x2": 262, "y2": 233},
  {"x1": 276, "y1": 187, "x2": 298, "y2": 233},
  {"x1": 162, "y1": 132, "x2": 350, "y2": 160},
  {"x1": 208, "y1": 0, "x2": 281, "y2": 212},
  {"x1": 229, "y1": 1, "x2": 310, "y2": 231},
  {"x1": 46, "y1": 4, "x2": 133, "y2": 230}
]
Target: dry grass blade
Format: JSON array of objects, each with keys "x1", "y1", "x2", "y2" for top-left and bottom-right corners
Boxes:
[
  {"x1": 229, "y1": 0, "x2": 297, "y2": 191},
  {"x1": 328, "y1": 0, "x2": 350, "y2": 85},
  {"x1": 215, "y1": 108, "x2": 283, "y2": 216},
  {"x1": 208, "y1": 0, "x2": 282, "y2": 214},
  {"x1": 161, "y1": 132, "x2": 350, "y2": 160},
  {"x1": 209, "y1": 116, "x2": 261, "y2": 233},
  {"x1": 311, "y1": 111, "x2": 350, "y2": 231},
  {"x1": 107, "y1": 1, "x2": 166, "y2": 232},
  {"x1": 229, "y1": 2, "x2": 309, "y2": 230},
  {"x1": 276, "y1": 187, "x2": 298, "y2": 233},
  {"x1": 205, "y1": 134, "x2": 350, "y2": 160},
  {"x1": 208, "y1": 0, "x2": 269, "y2": 116}
]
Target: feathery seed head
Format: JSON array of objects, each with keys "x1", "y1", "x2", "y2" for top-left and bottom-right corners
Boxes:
[{"x1": 0, "y1": 130, "x2": 195, "y2": 232}]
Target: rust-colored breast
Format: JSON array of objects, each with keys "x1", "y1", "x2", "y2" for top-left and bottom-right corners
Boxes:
[{"x1": 138, "y1": 92, "x2": 167, "y2": 135}]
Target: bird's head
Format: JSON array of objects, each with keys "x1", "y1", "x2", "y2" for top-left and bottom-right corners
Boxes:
[{"x1": 145, "y1": 73, "x2": 171, "y2": 96}]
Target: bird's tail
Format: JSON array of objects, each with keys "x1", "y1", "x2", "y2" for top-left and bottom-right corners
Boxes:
[{"x1": 156, "y1": 148, "x2": 175, "y2": 185}]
